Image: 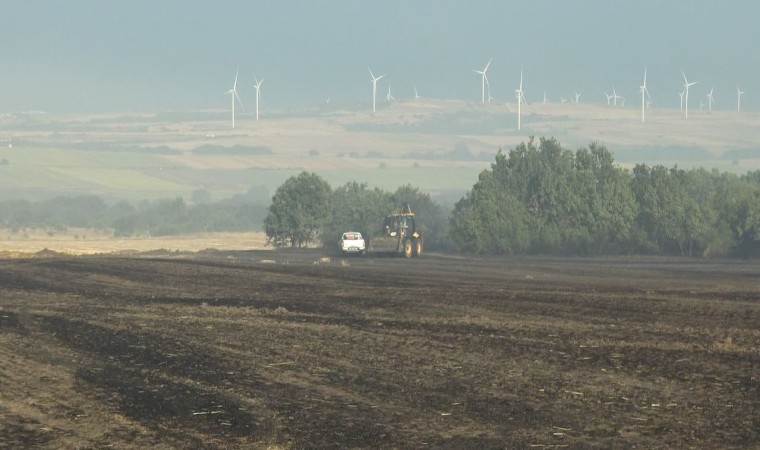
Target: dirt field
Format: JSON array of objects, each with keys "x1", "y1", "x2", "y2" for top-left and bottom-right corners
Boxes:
[{"x1": 0, "y1": 250, "x2": 758, "y2": 449}]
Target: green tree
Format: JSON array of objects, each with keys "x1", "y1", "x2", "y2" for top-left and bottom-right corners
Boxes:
[
  {"x1": 719, "y1": 171, "x2": 760, "y2": 256},
  {"x1": 573, "y1": 143, "x2": 637, "y2": 254},
  {"x1": 450, "y1": 170, "x2": 535, "y2": 254},
  {"x1": 321, "y1": 181, "x2": 392, "y2": 248},
  {"x1": 632, "y1": 165, "x2": 721, "y2": 256},
  {"x1": 452, "y1": 138, "x2": 636, "y2": 255},
  {"x1": 264, "y1": 172, "x2": 332, "y2": 247}
]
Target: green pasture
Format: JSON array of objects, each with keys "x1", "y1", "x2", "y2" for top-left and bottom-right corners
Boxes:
[{"x1": 3, "y1": 143, "x2": 748, "y2": 206}]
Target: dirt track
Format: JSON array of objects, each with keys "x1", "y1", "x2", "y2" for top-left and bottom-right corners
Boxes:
[{"x1": 0, "y1": 250, "x2": 758, "y2": 449}]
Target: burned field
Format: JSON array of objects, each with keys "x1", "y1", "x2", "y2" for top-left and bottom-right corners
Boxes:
[{"x1": 0, "y1": 251, "x2": 758, "y2": 449}]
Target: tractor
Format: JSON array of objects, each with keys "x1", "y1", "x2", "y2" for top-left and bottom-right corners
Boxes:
[{"x1": 369, "y1": 203, "x2": 423, "y2": 257}]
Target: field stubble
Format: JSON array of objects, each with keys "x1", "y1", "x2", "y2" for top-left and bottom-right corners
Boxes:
[{"x1": 0, "y1": 250, "x2": 758, "y2": 448}]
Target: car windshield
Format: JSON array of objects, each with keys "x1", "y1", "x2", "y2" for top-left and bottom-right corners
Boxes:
[{"x1": 342, "y1": 233, "x2": 362, "y2": 240}]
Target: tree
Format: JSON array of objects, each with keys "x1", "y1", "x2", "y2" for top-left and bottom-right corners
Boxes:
[
  {"x1": 451, "y1": 138, "x2": 636, "y2": 255},
  {"x1": 573, "y1": 143, "x2": 637, "y2": 254},
  {"x1": 264, "y1": 172, "x2": 332, "y2": 247},
  {"x1": 321, "y1": 182, "x2": 393, "y2": 248},
  {"x1": 450, "y1": 170, "x2": 535, "y2": 254},
  {"x1": 718, "y1": 171, "x2": 760, "y2": 256},
  {"x1": 631, "y1": 165, "x2": 724, "y2": 256}
]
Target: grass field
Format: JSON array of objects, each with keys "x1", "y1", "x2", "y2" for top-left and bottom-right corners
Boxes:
[{"x1": 2, "y1": 100, "x2": 759, "y2": 204}]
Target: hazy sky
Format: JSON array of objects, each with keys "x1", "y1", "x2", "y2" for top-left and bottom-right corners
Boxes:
[{"x1": 2, "y1": 0, "x2": 759, "y2": 113}]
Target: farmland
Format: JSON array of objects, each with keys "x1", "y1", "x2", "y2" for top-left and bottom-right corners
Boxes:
[
  {"x1": 2, "y1": 100, "x2": 760, "y2": 204},
  {"x1": 1, "y1": 250, "x2": 758, "y2": 448}
]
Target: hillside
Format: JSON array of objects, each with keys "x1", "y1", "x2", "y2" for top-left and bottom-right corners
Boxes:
[{"x1": 1, "y1": 100, "x2": 759, "y2": 203}]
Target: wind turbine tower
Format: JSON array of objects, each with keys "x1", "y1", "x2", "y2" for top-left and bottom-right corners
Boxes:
[
  {"x1": 227, "y1": 70, "x2": 243, "y2": 129},
  {"x1": 253, "y1": 77, "x2": 264, "y2": 121},
  {"x1": 368, "y1": 68, "x2": 384, "y2": 113},
  {"x1": 516, "y1": 68, "x2": 524, "y2": 131},
  {"x1": 474, "y1": 58, "x2": 492, "y2": 104},
  {"x1": 682, "y1": 71, "x2": 697, "y2": 119},
  {"x1": 386, "y1": 83, "x2": 395, "y2": 102},
  {"x1": 706, "y1": 88, "x2": 714, "y2": 113},
  {"x1": 737, "y1": 85, "x2": 744, "y2": 112},
  {"x1": 640, "y1": 69, "x2": 651, "y2": 123}
]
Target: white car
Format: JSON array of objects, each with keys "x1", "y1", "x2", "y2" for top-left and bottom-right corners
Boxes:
[{"x1": 339, "y1": 231, "x2": 366, "y2": 255}]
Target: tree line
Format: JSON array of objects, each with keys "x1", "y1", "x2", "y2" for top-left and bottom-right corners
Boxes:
[
  {"x1": 264, "y1": 172, "x2": 452, "y2": 251},
  {"x1": 5, "y1": 136, "x2": 760, "y2": 257},
  {"x1": 0, "y1": 191, "x2": 268, "y2": 237},
  {"x1": 449, "y1": 137, "x2": 760, "y2": 257},
  {"x1": 265, "y1": 138, "x2": 760, "y2": 257}
]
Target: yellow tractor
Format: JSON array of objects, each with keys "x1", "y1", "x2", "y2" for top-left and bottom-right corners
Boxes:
[{"x1": 370, "y1": 203, "x2": 423, "y2": 257}]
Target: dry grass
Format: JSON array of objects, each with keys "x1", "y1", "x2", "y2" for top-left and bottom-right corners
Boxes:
[{"x1": 0, "y1": 229, "x2": 269, "y2": 255}]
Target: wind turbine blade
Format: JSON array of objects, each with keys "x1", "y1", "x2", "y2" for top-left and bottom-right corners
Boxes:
[
  {"x1": 368, "y1": 67, "x2": 375, "y2": 79},
  {"x1": 484, "y1": 58, "x2": 492, "y2": 72},
  {"x1": 235, "y1": 91, "x2": 244, "y2": 110},
  {"x1": 234, "y1": 70, "x2": 239, "y2": 90}
]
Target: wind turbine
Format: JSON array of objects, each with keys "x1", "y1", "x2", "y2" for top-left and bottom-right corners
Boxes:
[
  {"x1": 516, "y1": 67, "x2": 524, "y2": 130},
  {"x1": 612, "y1": 87, "x2": 621, "y2": 106},
  {"x1": 227, "y1": 70, "x2": 243, "y2": 129},
  {"x1": 737, "y1": 85, "x2": 744, "y2": 112},
  {"x1": 414, "y1": 86, "x2": 420, "y2": 100},
  {"x1": 573, "y1": 92, "x2": 581, "y2": 103},
  {"x1": 679, "y1": 90, "x2": 685, "y2": 111},
  {"x1": 368, "y1": 68, "x2": 384, "y2": 113},
  {"x1": 682, "y1": 71, "x2": 697, "y2": 119},
  {"x1": 386, "y1": 83, "x2": 395, "y2": 102},
  {"x1": 706, "y1": 87, "x2": 714, "y2": 113},
  {"x1": 640, "y1": 69, "x2": 651, "y2": 123},
  {"x1": 473, "y1": 58, "x2": 492, "y2": 104},
  {"x1": 605, "y1": 92, "x2": 612, "y2": 105},
  {"x1": 543, "y1": 91, "x2": 548, "y2": 103},
  {"x1": 253, "y1": 77, "x2": 264, "y2": 121}
]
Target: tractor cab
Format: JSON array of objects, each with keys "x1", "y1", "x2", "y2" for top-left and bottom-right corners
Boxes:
[{"x1": 383, "y1": 204, "x2": 416, "y2": 237}]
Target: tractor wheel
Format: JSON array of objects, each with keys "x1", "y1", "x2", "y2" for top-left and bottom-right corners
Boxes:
[
  {"x1": 413, "y1": 237, "x2": 422, "y2": 257},
  {"x1": 403, "y1": 239, "x2": 413, "y2": 258}
]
